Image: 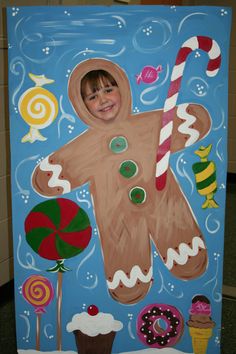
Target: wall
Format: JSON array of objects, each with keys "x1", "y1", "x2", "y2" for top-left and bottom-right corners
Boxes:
[
  {"x1": 0, "y1": 0, "x2": 234, "y2": 286},
  {"x1": 182, "y1": 0, "x2": 235, "y2": 173},
  {"x1": 0, "y1": 4, "x2": 12, "y2": 286}
]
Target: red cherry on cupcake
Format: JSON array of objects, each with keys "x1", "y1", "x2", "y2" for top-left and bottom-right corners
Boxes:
[{"x1": 87, "y1": 305, "x2": 99, "y2": 316}]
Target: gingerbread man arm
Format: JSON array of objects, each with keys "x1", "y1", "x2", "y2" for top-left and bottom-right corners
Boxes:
[
  {"x1": 149, "y1": 168, "x2": 207, "y2": 280},
  {"x1": 170, "y1": 103, "x2": 211, "y2": 153},
  {"x1": 31, "y1": 129, "x2": 101, "y2": 197}
]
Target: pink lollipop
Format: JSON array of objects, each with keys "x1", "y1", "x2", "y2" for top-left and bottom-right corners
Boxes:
[
  {"x1": 22, "y1": 275, "x2": 54, "y2": 350},
  {"x1": 22, "y1": 275, "x2": 54, "y2": 313}
]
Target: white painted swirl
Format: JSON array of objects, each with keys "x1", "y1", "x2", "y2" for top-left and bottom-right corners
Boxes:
[
  {"x1": 177, "y1": 103, "x2": 200, "y2": 147},
  {"x1": 28, "y1": 94, "x2": 54, "y2": 120},
  {"x1": 107, "y1": 265, "x2": 153, "y2": 290},
  {"x1": 165, "y1": 236, "x2": 205, "y2": 270},
  {"x1": 40, "y1": 156, "x2": 71, "y2": 193},
  {"x1": 18, "y1": 87, "x2": 58, "y2": 129}
]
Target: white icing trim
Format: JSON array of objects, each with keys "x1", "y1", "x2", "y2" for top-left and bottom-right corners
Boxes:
[
  {"x1": 107, "y1": 265, "x2": 153, "y2": 290},
  {"x1": 66, "y1": 312, "x2": 123, "y2": 336},
  {"x1": 40, "y1": 156, "x2": 71, "y2": 193},
  {"x1": 177, "y1": 103, "x2": 200, "y2": 147},
  {"x1": 165, "y1": 236, "x2": 206, "y2": 270}
]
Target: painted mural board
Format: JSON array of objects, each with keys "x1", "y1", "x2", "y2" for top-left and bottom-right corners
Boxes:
[{"x1": 7, "y1": 5, "x2": 231, "y2": 354}]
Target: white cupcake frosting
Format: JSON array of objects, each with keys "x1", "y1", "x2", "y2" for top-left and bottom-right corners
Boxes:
[{"x1": 66, "y1": 312, "x2": 123, "y2": 337}]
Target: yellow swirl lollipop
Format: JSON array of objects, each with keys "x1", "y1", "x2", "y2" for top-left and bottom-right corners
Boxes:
[{"x1": 18, "y1": 73, "x2": 58, "y2": 143}]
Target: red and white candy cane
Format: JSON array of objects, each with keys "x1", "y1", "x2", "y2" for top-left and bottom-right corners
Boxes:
[{"x1": 155, "y1": 36, "x2": 221, "y2": 191}]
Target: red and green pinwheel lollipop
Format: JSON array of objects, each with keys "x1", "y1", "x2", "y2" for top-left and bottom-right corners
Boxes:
[
  {"x1": 25, "y1": 198, "x2": 91, "y2": 263},
  {"x1": 24, "y1": 198, "x2": 92, "y2": 350}
]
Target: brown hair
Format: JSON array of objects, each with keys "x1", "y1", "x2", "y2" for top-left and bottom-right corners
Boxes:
[{"x1": 81, "y1": 70, "x2": 118, "y2": 99}]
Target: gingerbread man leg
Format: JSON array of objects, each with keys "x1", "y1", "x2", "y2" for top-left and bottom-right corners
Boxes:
[
  {"x1": 99, "y1": 209, "x2": 153, "y2": 304},
  {"x1": 150, "y1": 168, "x2": 207, "y2": 280}
]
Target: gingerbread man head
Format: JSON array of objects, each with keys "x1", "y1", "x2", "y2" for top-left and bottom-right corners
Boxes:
[{"x1": 68, "y1": 58, "x2": 132, "y2": 130}]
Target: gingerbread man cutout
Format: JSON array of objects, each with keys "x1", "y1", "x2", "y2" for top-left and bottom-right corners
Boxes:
[{"x1": 32, "y1": 36, "x2": 221, "y2": 304}]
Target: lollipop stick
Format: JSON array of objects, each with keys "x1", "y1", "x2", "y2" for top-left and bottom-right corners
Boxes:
[
  {"x1": 48, "y1": 260, "x2": 70, "y2": 351},
  {"x1": 36, "y1": 313, "x2": 41, "y2": 351},
  {"x1": 57, "y1": 271, "x2": 63, "y2": 351}
]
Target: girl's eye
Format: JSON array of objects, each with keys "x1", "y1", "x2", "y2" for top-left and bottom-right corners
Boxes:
[
  {"x1": 88, "y1": 95, "x2": 96, "y2": 101},
  {"x1": 105, "y1": 87, "x2": 113, "y2": 93}
]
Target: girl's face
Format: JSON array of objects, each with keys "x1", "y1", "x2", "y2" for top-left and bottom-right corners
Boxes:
[{"x1": 83, "y1": 78, "x2": 121, "y2": 122}]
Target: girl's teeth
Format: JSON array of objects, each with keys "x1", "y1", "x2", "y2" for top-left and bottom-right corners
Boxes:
[{"x1": 102, "y1": 106, "x2": 112, "y2": 112}]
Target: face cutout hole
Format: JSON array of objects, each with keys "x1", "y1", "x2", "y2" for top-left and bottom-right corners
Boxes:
[{"x1": 154, "y1": 318, "x2": 168, "y2": 334}]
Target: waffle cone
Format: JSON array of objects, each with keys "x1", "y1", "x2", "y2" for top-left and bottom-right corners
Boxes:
[{"x1": 189, "y1": 327, "x2": 213, "y2": 354}]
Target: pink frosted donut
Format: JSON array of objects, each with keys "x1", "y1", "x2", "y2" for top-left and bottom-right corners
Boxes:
[{"x1": 137, "y1": 303, "x2": 184, "y2": 348}]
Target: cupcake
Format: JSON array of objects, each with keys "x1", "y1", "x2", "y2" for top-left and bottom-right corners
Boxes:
[{"x1": 66, "y1": 305, "x2": 123, "y2": 354}]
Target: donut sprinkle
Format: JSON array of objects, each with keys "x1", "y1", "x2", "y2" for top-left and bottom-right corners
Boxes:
[
  {"x1": 39, "y1": 156, "x2": 71, "y2": 193},
  {"x1": 165, "y1": 236, "x2": 206, "y2": 270},
  {"x1": 138, "y1": 304, "x2": 183, "y2": 348},
  {"x1": 107, "y1": 265, "x2": 152, "y2": 290}
]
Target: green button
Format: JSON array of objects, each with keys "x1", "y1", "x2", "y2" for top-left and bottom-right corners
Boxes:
[
  {"x1": 119, "y1": 160, "x2": 138, "y2": 179},
  {"x1": 109, "y1": 136, "x2": 128, "y2": 154},
  {"x1": 129, "y1": 186, "x2": 146, "y2": 204}
]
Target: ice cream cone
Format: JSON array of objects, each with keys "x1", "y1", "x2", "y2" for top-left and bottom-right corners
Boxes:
[{"x1": 189, "y1": 327, "x2": 213, "y2": 354}]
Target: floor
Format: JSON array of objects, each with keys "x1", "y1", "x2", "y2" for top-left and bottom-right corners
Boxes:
[
  {"x1": 0, "y1": 175, "x2": 235, "y2": 354},
  {"x1": 220, "y1": 174, "x2": 236, "y2": 353}
]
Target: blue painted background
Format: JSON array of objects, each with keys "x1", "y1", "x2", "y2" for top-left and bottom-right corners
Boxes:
[{"x1": 7, "y1": 5, "x2": 231, "y2": 354}]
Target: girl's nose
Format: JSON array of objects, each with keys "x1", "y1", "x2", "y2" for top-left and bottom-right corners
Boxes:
[{"x1": 98, "y1": 92, "x2": 108, "y2": 104}]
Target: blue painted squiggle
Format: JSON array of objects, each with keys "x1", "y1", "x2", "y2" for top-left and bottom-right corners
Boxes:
[
  {"x1": 17, "y1": 234, "x2": 41, "y2": 271},
  {"x1": 76, "y1": 245, "x2": 98, "y2": 289},
  {"x1": 15, "y1": 154, "x2": 40, "y2": 196},
  {"x1": 204, "y1": 253, "x2": 222, "y2": 302},
  {"x1": 216, "y1": 137, "x2": 224, "y2": 162},
  {"x1": 10, "y1": 57, "x2": 26, "y2": 106},
  {"x1": 57, "y1": 95, "x2": 76, "y2": 139},
  {"x1": 128, "y1": 321, "x2": 135, "y2": 340},
  {"x1": 157, "y1": 269, "x2": 184, "y2": 299},
  {"x1": 133, "y1": 18, "x2": 172, "y2": 53},
  {"x1": 19, "y1": 314, "x2": 31, "y2": 341},
  {"x1": 205, "y1": 213, "x2": 220, "y2": 234},
  {"x1": 43, "y1": 324, "x2": 54, "y2": 340},
  {"x1": 178, "y1": 12, "x2": 208, "y2": 33}
]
